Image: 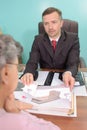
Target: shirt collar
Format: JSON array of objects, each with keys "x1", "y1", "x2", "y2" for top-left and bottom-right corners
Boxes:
[{"x1": 49, "y1": 34, "x2": 61, "y2": 42}]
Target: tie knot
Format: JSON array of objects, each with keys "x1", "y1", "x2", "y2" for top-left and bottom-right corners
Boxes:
[{"x1": 52, "y1": 40, "x2": 56, "y2": 50}]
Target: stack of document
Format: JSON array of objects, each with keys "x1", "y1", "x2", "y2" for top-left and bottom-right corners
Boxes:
[
  {"x1": 15, "y1": 70, "x2": 87, "y2": 117},
  {"x1": 15, "y1": 71, "x2": 87, "y2": 117},
  {"x1": 14, "y1": 80, "x2": 77, "y2": 117}
]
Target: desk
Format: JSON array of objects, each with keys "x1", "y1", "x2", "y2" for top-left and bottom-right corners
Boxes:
[
  {"x1": 18, "y1": 64, "x2": 87, "y2": 73},
  {"x1": 31, "y1": 96, "x2": 87, "y2": 130},
  {"x1": 18, "y1": 66, "x2": 87, "y2": 130},
  {"x1": 79, "y1": 68, "x2": 87, "y2": 72}
]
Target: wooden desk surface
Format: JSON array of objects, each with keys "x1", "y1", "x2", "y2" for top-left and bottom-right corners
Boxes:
[
  {"x1": 40, "y1": 68, "x2": 87, "y2": 73},
  {"x1": 18, "y1": 64, "x2": 87, "y2": 73},
  {"x1": 32, "y1": 96, "x2": 87, "y2": 130},
  {"x1": 78, "y1": 68, "x2": 87, "y2": 72}
]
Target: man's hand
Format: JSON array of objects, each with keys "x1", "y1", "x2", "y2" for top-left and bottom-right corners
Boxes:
[
  {"x1": 62, "y1": 71, "x2": 75, "y2": 91},
  {"x1": 20, "y1": 73, "x2": 34, "y2": 85}
]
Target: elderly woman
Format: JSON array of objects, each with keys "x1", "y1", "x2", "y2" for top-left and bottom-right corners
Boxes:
[{"x1": 0, "y1": 34, "x2": 60, "y2": 130}]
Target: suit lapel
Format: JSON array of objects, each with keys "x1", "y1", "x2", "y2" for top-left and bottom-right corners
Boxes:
[
  {"x1": 43, "y1": 34, "x2": 54, "y2": 58},
  {"x1": 55, "y1": 31, "x2": 66, "y2": 56}
]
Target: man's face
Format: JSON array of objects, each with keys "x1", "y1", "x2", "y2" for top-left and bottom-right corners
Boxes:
[{"x1": 43, "y1": 12, "x2": 63, "y2": 39}]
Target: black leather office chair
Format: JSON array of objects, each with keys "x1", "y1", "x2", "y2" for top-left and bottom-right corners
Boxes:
[{"x1": 38, "y1": 19, "x2": 86, "y2": 68}]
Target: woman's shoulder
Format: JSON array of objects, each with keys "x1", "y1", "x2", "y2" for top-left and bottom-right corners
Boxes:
[{"x1": 0, "y1": 110, "x2": 60, "y2": 130}]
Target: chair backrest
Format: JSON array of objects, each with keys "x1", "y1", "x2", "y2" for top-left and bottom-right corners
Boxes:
[{"x1": 38, "y1": 19, "x2": 78, "y2": 34}]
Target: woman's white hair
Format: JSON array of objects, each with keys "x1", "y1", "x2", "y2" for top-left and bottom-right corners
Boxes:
[{"x1": 0, "y1": 34, "x2": 21, "y2": 81}]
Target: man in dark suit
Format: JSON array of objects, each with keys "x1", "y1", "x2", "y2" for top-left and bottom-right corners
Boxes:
[{"x1": 20, "y1": 7, "x2": 80, "y2": 90}]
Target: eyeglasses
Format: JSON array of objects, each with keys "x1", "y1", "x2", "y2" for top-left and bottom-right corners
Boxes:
[
  {"x1": 7, "y1": 63, "x2": 19, "y2": 71},
  {"x1": 7, "y1": 63, "x2": 25, "y2": 72}
]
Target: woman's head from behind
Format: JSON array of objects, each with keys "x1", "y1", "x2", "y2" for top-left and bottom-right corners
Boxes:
[{"x1": 0, "y1": 34, "x2": 20, "y2": 94}]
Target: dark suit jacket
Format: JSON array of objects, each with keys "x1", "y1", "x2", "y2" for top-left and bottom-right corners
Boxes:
[{"x1": 23, "y1": 30, "x2": 80, "y2": 78}]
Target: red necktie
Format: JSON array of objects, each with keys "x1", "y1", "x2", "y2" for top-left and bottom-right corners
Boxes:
[{"x1": 52, "y1": 40, "x2": 56, "y2": 51}]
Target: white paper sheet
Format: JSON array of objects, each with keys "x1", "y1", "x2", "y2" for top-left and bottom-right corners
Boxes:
[
  {"x1": 14, "y1": 85, "x2": 77, "y2": 117},
  {"x1": 14, "y1": 91, "x2": 32, "y2": 103},
  {"x1": 42, "y1": 72, "x2": 87, "y2": 96},
  {"x1": 21, "y1": 85, "x2": 77, "y2": 117},
  {"x1": 26, "y1": 92, "x2": 77, "y2": 117},
  {"x1": 73, "y1": 85, "x2": 87, "y2": 96},
  {"x1": 36, "y1": 71, "x2": 49, "y2": 85},
  {"x1": 14, "y1": 81, "x2": 38, "y2": 103},
  {"x1": 51, "y1": 73, "x2": 62, "y2": 86},
  {"x1": 22, "y1": 81, "x2": 38, "y2": 95}
]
